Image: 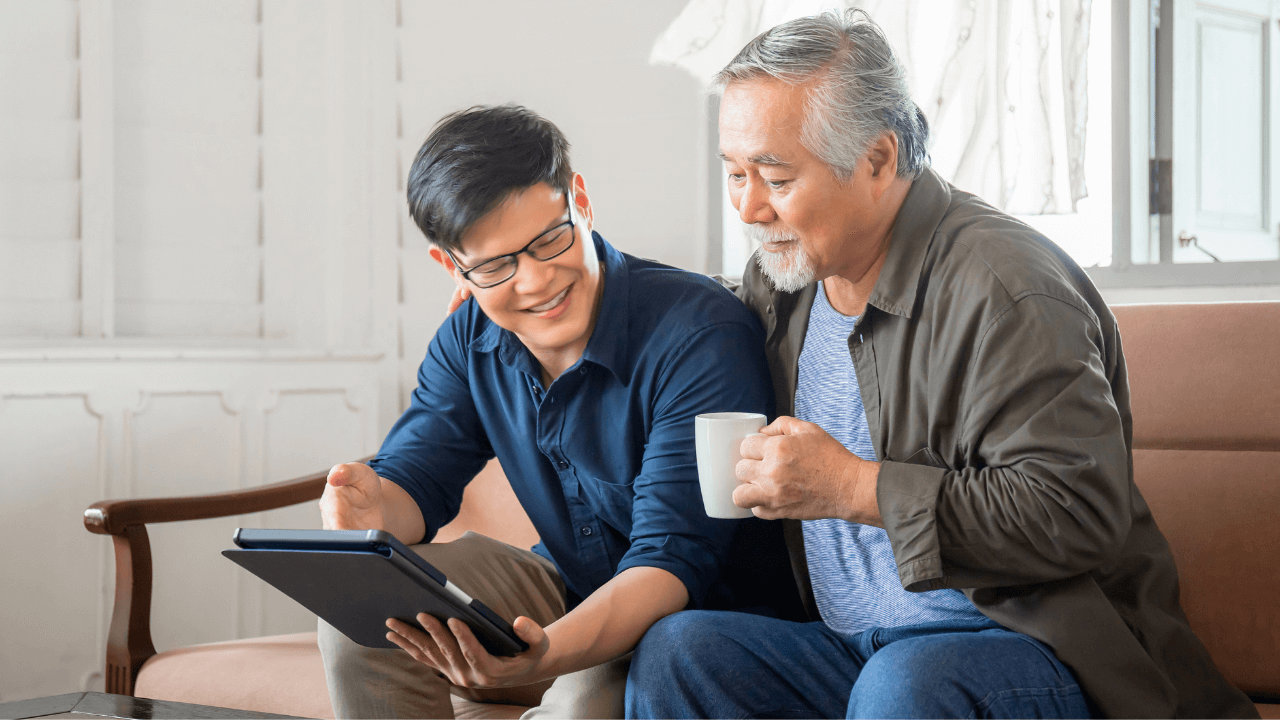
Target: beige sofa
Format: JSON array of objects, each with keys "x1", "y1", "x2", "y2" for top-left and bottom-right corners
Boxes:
[{"x1": 84, "y1": 302, "x2": 1280, "y2": 718}]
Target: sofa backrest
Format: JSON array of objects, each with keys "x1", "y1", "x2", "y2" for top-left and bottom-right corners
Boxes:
[
  {"x1": 1113, "y1": 302, "x2": 1280, "y2": 699},
  {"x1": 427, "y1": 303, "x2": 1279, "y2": 700}
]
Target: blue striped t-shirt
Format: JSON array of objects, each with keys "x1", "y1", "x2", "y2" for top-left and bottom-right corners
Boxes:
[{"x1": 796, "y1": 282, "x2": 984, "y2": 636}]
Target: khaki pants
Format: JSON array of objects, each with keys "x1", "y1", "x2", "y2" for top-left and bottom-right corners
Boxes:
[{"x1": 317, "y1": 532, "x2": 629, "y2": 719}]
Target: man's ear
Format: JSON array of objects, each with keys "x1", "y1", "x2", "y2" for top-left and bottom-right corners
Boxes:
[
  {"x1": 428, "y1": 246, "x2": 466, "y2": 290},
  {"x1": 570, "y1": 173, "x2": 594, "y2": 231},
  {"x1": 428, "y1": 245, "x2": 455, "y2": 272},
  {"x1": 865, "y1": 132, "x2": 900, "y2": 192}
]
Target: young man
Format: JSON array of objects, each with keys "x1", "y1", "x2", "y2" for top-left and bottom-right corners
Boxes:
[{"x1": 316, "y1": 104, "x2": 800, "y2": 719}]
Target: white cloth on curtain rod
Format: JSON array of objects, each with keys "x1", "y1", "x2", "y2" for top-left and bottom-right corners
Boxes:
[{"x1": 652, "y1": 0, "x2": 1092, "y2": 216}]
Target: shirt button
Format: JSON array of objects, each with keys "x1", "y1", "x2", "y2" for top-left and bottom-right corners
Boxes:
[
  {"x1": 581, "y1": 527, "x2": 593, "y2": 536},
  {"x1": 558, "y1": 460, "x2": 568, "y2": 469}
]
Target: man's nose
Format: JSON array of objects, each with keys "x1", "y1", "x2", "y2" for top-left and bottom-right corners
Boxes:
[
  {"x1": 511, "y1": 252, "x2": 557, "y2": 293},
  {"x1": 738, "y1": 179, "x2": 776, "y2": 225}
]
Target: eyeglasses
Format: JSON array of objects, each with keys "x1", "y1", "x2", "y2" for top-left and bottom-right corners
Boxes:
[{"x1": 445, "y1": 205, "x2": 577, "y2": 289}]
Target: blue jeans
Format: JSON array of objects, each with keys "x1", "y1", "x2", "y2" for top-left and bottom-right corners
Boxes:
[{"x1": 625, "y1": 611, "x2": 1091, "y2": 719}]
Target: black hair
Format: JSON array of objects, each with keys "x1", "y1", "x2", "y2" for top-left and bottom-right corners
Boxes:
[{"x1": 406, "y1": 104, "x2": 574, "y2": 253}]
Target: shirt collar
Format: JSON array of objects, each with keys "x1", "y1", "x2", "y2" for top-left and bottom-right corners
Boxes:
[
  {"x1": 470, "y1": 231, "x2": 630, "y2": 382},
  {"x1": 579, "y1": 231, "x2": 630, "y2": 381},
  {"x1": 865, "y1": 166, "x2": 952, "y2": 319}
]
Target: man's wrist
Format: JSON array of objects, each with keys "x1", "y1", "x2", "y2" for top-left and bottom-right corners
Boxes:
[
  {"x1": 838, "y1": 458, "x2": 882, "y2": 526},
  {"x1": 851, "y1": 460, "x2": 883, "y2": 527}
]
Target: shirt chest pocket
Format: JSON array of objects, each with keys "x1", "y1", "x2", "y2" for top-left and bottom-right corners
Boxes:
[{"x1": 577, "y1": 475, "x2": 635, "y2": 532}]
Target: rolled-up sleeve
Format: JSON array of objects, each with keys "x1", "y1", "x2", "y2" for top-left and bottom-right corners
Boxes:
[
  {"x1": 881, "y1": 292, "x2": 1131, "y2": 592},
  {"x1": 614, "y1": 320, "x2": 775, "y2": 607},
  {"x1": 369, "y1": 305, "x2": 493, "y2": 541}
]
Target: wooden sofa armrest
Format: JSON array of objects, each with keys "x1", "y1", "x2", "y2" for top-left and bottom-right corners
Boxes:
[{"x1": 82, "y1": 456, "x2": 372, "y2": 695}]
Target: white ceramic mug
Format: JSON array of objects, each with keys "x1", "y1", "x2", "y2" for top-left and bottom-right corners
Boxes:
[{"x1": 694, "y1": 412, "x2": 765, "y2": 519}]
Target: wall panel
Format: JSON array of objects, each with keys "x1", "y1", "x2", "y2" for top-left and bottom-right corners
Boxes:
[
  {"x1": 256, "y1": 389, "x2": 367, "y2": 636},
  {"x1": 0, "y1": 395, "x2": 103, "y2": 701},
  {"x1": 129, "y1": 392, "x2": 242, "y2": 651}
]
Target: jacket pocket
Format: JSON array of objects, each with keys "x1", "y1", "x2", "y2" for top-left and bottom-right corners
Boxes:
[{"x1": 903, "y1": 446, "x2": 948, "y2": 469}]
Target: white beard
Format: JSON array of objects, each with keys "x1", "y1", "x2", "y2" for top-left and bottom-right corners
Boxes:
[{"x1": 745, "y1": 223, "x2": 816, "y2": 293}]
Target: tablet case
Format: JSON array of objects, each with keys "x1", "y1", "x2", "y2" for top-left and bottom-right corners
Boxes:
[{"x1": 223, "y1": 528, "x2": 528, "y2": 657}]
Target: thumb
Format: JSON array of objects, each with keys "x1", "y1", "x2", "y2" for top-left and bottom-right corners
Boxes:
[
  {"x1": 327, "y1": 463, "x2": 352, "y2": 487},
  {"x1": 328, "y1": 462, "x2": 374, "y2": 488},
  {"x1": 511, "y1": 616, "x2": 549, "y2": 650}
]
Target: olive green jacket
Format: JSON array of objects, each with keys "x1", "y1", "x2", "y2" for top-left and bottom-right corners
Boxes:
[{"x1": 733, "y1": 167, "x2": 1256, "y2": 719}]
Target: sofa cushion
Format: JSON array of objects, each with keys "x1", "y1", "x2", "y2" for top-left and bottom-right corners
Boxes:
[
  {"x1": 135, "y1": 632, "x2": 333, "y2": 719},
  {"x1": 135, "y1": 631, "x2": 529, "y2": 719},
  {"x1": 1116, "y1": 302, "x2": 1280, "y2": 711},
  {"x1": 1132, "y1": 449, "x2": 1280, "y2": 699}
]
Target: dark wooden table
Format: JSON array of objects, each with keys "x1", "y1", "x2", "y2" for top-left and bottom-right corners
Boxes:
[{"x1": 0, "y1": 692, "x2": 307, "y2": 719}]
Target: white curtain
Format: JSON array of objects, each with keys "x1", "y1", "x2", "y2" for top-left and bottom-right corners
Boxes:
[{"x1": 653, "y1": 0, "x2": 1092, "y2": 215}]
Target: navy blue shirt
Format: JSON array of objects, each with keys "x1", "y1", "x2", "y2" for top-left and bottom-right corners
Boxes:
[{"x1": 371, "y1": 233, "x2": 800, "y2": 612}]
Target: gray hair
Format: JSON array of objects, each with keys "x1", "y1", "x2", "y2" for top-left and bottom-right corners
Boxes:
[{"x1": 712, "y1": 9, "x2": 929, "y2": 181}]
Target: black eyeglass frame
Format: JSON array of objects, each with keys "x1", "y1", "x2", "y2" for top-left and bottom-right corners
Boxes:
[{"x1": 444, "y1": 202, "x2": 578, "y2": 289}]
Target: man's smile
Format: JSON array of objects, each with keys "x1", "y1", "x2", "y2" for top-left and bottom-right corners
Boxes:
[{"x1": 527, "y1": 285, "x2": 572, "y2": 317}]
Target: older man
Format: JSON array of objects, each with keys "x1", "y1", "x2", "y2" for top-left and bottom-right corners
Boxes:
[{"x1": 624, "y1": 10, "x2": 1257, "y2": 720}]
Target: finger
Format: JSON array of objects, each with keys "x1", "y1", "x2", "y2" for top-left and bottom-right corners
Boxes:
[
  {"x1": 739, "y1": 433, "x2": 767, "y2": 460},
  {"x1": 419, "y1": 613, "x2": 464, "y2": 668},
  {"x1": 446, "y1": 286, "x2": 467, "y2": 315},
  {"x1": 735, "y1": 457, "x2": 762, "y2": 483},
  {"x1": 395, "y1": 617, "x2": 449, "y2": 669},
  {"x1": 385, "y1": 629, "x2": 420, "y2": 657},
  {"x1": 386, "y1": 629, "x2": 434, "y2": 667},
  {"x1": 386, "y1": 620, "x2": 444, "y2": 671},
  {"x1": 732, "y1": 479, "x2": 768, "y2": 510},
  {"x1": 447, "y1": 618, "x2": 486, "y2": 670},
  {"x1": 761, "y1": 416, "x2": 808, "y2": 436}
]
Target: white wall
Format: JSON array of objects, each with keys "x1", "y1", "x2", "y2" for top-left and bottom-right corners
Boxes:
[
  {"x1": 0, "y1": 0, "x2": 704, "y2": 702},
  {"x1": 393, "y1": 0, "x2": 708, "y2": 396}
]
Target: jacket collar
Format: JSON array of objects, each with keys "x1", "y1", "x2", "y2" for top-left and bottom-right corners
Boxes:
[
  {"x1": 471, "y1": 231, "x2": 630, "y2": 382},
  {"x1": 865, "y1": 166, "x2": 952, "y2": 319}
]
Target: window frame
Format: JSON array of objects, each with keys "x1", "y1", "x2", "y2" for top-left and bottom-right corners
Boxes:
[{"x1": 1089, "y1": 0, "x2": 1280, "y2": 289}]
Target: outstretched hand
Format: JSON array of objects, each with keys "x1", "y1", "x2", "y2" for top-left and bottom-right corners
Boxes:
[
  {"x1": 386, "y1": 613, "x2": 551, "y2": 689},
  {"x1": 319, "y1": 462, "x2": 386, "y2": 532},
  {"x1": 733, "y1": 416, "x2": 882, "y2": 525}
]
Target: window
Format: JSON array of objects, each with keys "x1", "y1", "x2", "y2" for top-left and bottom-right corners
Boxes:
[
  {"x1": 1091, "y1": 0, "x2": 1280, "y2": 288},
  {"x1": 114, "y1": 0, "x2": 265, "y2": 337},
  {"x1": 0, "y1": 0, "x2": 81, "y2": 336},
  {"x1": 713, "y1": 0, "x2": 1280, "y2": 292}
]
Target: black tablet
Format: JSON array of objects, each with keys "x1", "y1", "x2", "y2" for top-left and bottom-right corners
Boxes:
[{"x1": 223, "y1": 528, "x2": 528, "y2": 656}]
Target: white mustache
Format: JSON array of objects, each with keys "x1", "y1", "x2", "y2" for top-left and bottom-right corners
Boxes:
[{"x1": 744, "y1": 223, "x2": 795, "y2": 245}]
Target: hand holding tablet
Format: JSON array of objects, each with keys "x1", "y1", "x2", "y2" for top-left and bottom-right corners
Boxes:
[{"x1": 223, "y1": 528, "x2": 528, "y2": 657}]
